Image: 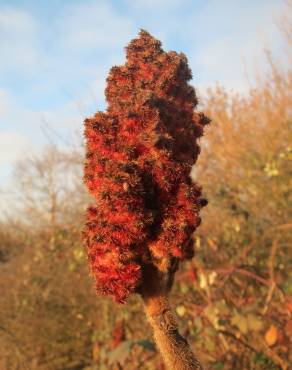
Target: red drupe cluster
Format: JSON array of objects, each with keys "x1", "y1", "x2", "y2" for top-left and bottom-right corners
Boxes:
[{"x1": 83, "y1": 30, "x2": 209, "y2": 303}]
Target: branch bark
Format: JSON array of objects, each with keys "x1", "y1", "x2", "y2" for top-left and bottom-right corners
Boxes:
[{"x1": 140, "y1": 264, "x2": 204, "y2": 370}]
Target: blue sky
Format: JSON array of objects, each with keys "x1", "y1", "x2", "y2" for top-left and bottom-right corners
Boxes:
[{"x1": 0, "y1": 0, "x2": 288, "y2": 208}]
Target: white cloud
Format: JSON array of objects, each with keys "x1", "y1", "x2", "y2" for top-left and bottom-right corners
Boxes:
[
  {"x1": 0, "y1": 6, "x2": 40, "y2": 74},
  {"x1": 0, "y1": 89, "x2": 12, "y2": 117},
  {"x1": 0, "y1": 89, "x2": 42, "y2": 131},
  {"x1": 0, "y1": 90, "x2": 84, "y2": 154},
  {"x1": 0, "y1": 131, "x2": 32, "y2": 165},
  {"x1": 0, "y1": 1, "x2": 136, "y2": 97},
  {"x1": 125, "y1": 0, "x2": 189, "y2": 11},
  {"x1": 56, "y1": 0, "x2": 134, "y2": 52},
  {"x1": 0, "y1": 92, "x2": 35, "y2": 177},
  {"x1": 187, "y1": 0, "x2": 285, "y2": 92},
  {"x1": 0, "y1": 88, "x2": 83, "y2": 194}
]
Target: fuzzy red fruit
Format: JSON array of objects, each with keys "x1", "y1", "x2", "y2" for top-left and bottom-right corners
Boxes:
[{"x1": 83, "y1": 30, "x2": 209, "y2": 303}]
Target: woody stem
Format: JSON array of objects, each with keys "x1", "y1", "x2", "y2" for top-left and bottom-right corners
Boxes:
[{"x1": 143, "y1": 294, "x2": 204, "y2": 370}]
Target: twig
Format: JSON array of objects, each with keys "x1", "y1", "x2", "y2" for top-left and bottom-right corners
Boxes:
[
  {"x1": 262, "y1": 239, "x2": 278, "y2": 315},
  {"x1": 215, "y1": 266, "x2": 271, "y2": 286},
  {"x1": 218, "y1": 330, "x2": 257, "y2": 353}
]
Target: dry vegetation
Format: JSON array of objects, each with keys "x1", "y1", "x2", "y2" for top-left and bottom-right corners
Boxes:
[{"x1": 0, "y1": 44, "x2": 291, "y2": 370}]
